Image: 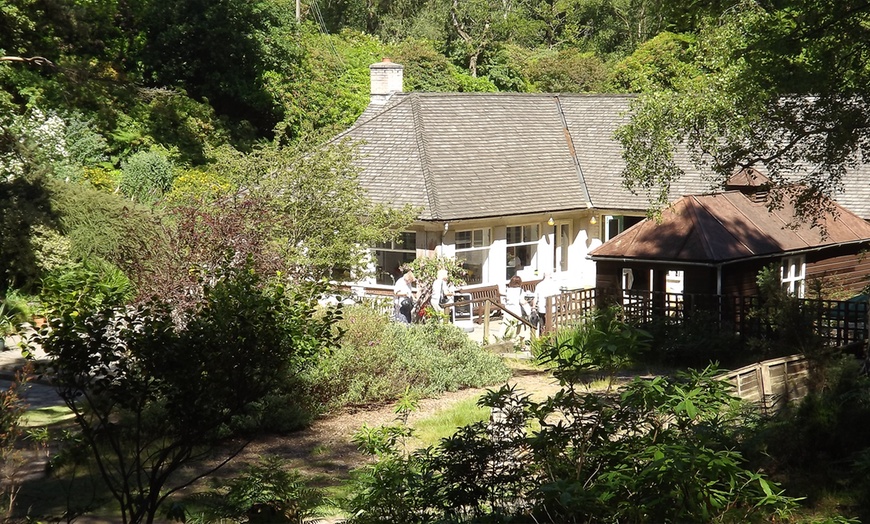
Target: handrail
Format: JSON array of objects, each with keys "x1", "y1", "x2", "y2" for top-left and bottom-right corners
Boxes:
[{"x1": 448, "y1": 297, "x2": 536, "y2": 340}]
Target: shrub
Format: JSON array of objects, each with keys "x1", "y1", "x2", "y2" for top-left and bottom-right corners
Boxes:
[
  {"x1": 533, "y1": 306, "x2": 651, "y2": 389},
  {"x1": 303, "y1": 304, "x2": 511, "y2": 413},
  {"x1": 346, "y1": 367, "x2": 800, "y2": 524},
  {"x1": 40, "y1": 259, "x2": 135, "y2": 319},
  {"x1": 187, "y1": 456, "x2": 324, "y2": 524},
  {"x1": 120, "y1": 148, "x2": 176, "y2": 204},
  {"x1": 33, "y1": 265, "x2": 340, "y2": 524},
  {"x1": 644, "y1": 310, "x2": 745, "y2": 368}
]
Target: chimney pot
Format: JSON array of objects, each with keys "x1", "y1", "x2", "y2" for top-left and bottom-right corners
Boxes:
[{"x1": 370, "y1": 59, "x2": 403, "y2": 105}]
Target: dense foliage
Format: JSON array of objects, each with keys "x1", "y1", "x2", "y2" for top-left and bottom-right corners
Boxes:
[
  {"x1": 346, "y1": 314, "x2": 798, "y2": 523},
  {"x1": 32, "y1": 266, "x2": 340, "y2": 524},
  {"x1": 303, "y1": 304, "x2": 511, "y2": 413},
  {"x1": 618, "y1": 1, "x2": 870, "y2": 223}
]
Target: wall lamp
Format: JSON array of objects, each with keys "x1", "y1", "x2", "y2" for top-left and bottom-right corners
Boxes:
[
  {"x1": 590, "y1": 215, "x2": 598, "y2": 225},
  {"x1": 547, "y1": 216, "x2": 555, "y2": 226}
]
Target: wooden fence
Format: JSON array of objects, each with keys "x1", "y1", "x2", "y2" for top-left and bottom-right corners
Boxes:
[
  {"x1": 546, "y1": 288, "x2": 869, "y2": 347},
  {"x1": 716, "y1": 354, "x2": 811, "y2": 413}
]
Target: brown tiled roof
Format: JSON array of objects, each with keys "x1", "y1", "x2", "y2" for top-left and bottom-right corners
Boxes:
[
  {"x1": 590, "y1": 190, "x2": 870, "y2": 263},
  {"x1": 336, "y1": 93, "x2": 712, "y2": 221}
]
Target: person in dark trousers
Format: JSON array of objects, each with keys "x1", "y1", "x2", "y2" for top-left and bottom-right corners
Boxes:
[{"x1": 393, "y1": 270, "x2": 416, "y2": 323}]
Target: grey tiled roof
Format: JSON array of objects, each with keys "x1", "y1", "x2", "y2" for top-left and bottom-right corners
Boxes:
[{"x1": 337, "y1": 93, "x2": 870, "y2": 221}]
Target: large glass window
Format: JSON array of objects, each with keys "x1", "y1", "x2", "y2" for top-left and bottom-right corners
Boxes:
[
  {"x1": 372, "y1": 232, "x2": 416, "y2": 285},
  {"x1": 506, "y1": 224, "x2": 539, "y2": 279},
  {"x1": 781, "y1": 255, "x2": 805, "y2": 297},
  {"x1": 456, "y1": 228, "x2": 491, "y2": 285}
]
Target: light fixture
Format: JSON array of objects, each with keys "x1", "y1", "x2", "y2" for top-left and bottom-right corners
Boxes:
[
  {"x1": 547, "y1": 216, "x2": 555, "y2": 226},
  {"x1": 444, "y1": 222, "x2": 449, "y2": 231},
  {"x1": 590, "y1": 215, "x2": 598, "y2": 225}
]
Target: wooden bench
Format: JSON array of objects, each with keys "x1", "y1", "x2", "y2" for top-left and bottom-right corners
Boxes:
[
  {"x1": 457, "y1": 283, "x2": 504, "y2": 320},
  {"x1": 521, "y1": 279, "x2": 542, "y2": 293}
]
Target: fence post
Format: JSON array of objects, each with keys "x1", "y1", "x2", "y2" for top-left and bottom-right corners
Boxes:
[
  {"x1": 546, "y1": 296, "x2": 554, "y2": 333},
  {"x1": 483, "y1": 300, "x2": 491, "y2": 341}
]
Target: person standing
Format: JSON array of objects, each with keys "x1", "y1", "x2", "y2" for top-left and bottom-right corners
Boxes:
[
  {"x1": 533, "y1": 272, "x2": 561, "y2": 333},
  {"x1": 393, "y1": 270, "x2": 416, "y2": 323},
  {"x1": 430, "y1": 269, "x2": 453, "y2": 317},
  {"x1": 502, "y1": 275, "x2": 529, "y2": 337}
]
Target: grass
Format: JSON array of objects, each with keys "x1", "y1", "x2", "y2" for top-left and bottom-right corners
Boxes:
[
  {"x1": 411, "y1": 396, "x2": 489, "y2": 447},
  {"x1": 22, "y1": 405, "x2": 74, "y2": 427}
]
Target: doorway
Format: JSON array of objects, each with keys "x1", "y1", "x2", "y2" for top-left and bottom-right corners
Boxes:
[{"x1": 553, "y1": 221, "x2": 571, "y2": 274}]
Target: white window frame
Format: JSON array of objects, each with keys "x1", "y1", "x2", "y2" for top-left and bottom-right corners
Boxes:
[
  {"x1": 781, "y1": 255, "x2": 806, "y2": 297},
  {"x1": 506, "y1": 224, "x2": 539, "y2": 277},
  {"x1": 456, "y1": 228, "x2": 492, "y2": 285},
  {"x1": 371, "y1": 232, "x2": 416, "y2": 285}
]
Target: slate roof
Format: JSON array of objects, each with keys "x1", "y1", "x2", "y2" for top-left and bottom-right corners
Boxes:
[
  {"x1": 337, "y1": 93, "x2": 714, "y2": 221},
  {"x1": 589, "y1": 190, "x2": 870, "y2": 264},
  {"x1": 337, "y1": 92, "x2": 870, "y2": 222}
]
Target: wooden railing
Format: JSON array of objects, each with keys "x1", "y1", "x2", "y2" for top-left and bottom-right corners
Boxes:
[
  {"x1": 716, "y1": 354, "x2": 810, "y2": 413},
  {"x1": 543, "y1": 288, "x2": 869, "y2": 346}
]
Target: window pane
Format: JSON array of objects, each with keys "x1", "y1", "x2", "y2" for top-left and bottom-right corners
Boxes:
[
  {"x1": 373, "y1": 250, "x2": 415, "y2": 285},
  {"x1": 506, "y1": 226, "x2": 521, "y2": 244},
  {"x1": 456, "y1": 231, "x2": 472, "y2": 249},
  {"x1": 507, "y1": 244, "x2": 537, "y2": 279},
  {"x1": 523, "y1": 225, "x2": 538, "y2": 241},
  {"x1": 458, "y1": 249, "x2": 488, "y2": 285},
  {"x1": 397, "y1": 232, "x2": 416, "y2": 249}
]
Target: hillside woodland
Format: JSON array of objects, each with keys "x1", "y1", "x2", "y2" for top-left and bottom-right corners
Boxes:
[
  {"x1": 4, "y1": 0, "x2": 869, "y2": 297},
  {"x1": 3, "y1": 1, "x2": 870, "y2": 523}
]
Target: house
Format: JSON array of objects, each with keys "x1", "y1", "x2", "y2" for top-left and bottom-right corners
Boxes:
[
  {"x1": 337, "y1": 59, "x2": 870, "y2": 296},
  {"x1": 589, "y1": 172, "x2": 870, "y2": 300},
  {"x1": 337, "y1": 59, "x2": 712, "y2": 292}
]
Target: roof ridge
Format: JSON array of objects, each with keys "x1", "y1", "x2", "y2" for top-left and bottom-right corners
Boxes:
[
  {"x1": 330, "y1": 95, "x2": 412, "y2": 140},
  {"x1": 701, "y1": 193, "x2": 777, "y2": 256},
  {"x1": 410, "y1": 94, "x2": 441, "y2": 219},
  {"x1": 685, "y1": 197, "x2": 716, "y2": 260},
  {"x1": 554, "y1": 95, "x2": 593, "y2": 207}
]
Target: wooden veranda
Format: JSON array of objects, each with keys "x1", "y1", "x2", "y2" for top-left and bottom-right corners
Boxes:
[{"x1": 544, "y1": 288, "x2": 869, "y2": 347}]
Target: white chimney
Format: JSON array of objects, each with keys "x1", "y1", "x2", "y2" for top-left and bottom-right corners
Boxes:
[{"x1": 369, "y1": 58, "x2": 403, "y2": 105}]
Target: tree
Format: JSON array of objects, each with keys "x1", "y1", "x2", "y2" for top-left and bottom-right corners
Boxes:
[
  {"x1": 617, "y1": 1, "x2": 870, "y2": 223},
  {"x1": 32, "y1": 265, "x2": 340, "y2": 524},
  {"x1": 527, "y1": 48, "x2": 609, "y2": 92},
  {"x1": 608, "y1": 31, "x2": 698, "y2": 92},
  {"x1": 206, "y1": 141, "x2": 418, "y2": 281}
]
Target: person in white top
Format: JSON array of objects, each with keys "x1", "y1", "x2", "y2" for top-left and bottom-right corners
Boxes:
[
  {"x1": 533, "y1": 272, "x2": 561, "y2": 332},
  {"x1": 502, "y1": 275, "x2": 530, "y2": 337},
  {"x1": 430, "y1": 269, "x2": 453, "y2": 316},
  {"x1": 393, "y1": 270, "x2": 416, "y2": 323}
]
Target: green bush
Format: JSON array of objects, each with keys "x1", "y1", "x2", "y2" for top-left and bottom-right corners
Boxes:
[
  {"x1": 753, "y1": 358, "x2": 870, "y2": 482},
  {"x1": 187, "y1": 456, "x2": 324, "y2": 524},
  {"x1": 40, "y1": 259, "x2": 135, "y2": 319},
  {"x1": 120, "y1": 148, "x2": 176, "y2": 204},
  {"x1": 346, "y1": 367, "x2": 799, "y2": 524},
  {"x1": 303, "y1": 305, "x2": 511, "y2": 413}
]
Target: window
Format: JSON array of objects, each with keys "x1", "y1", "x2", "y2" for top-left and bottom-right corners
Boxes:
[
  {"x1": 456, "y1": 228, "x2": 491, "y2": 285},
  {"x1": 604, "y1": 215, "x2": 644, "y2": 241},
  {"x1": 781, "y1": 255, "x2": 805, "y2": 297},
  {"x1": 506, "y1": 224, "x2": 539, "y2": 279},
  {"x1": 371, "y1": 232, "x2": 416, "y2": 285}
]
